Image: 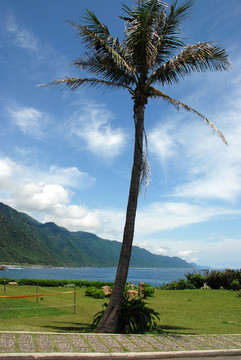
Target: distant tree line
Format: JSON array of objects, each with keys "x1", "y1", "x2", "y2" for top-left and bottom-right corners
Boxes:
[
  {"x1": 0, "y1": 278, "x2": 114, "y2": 288},
  {"x1": 161, "y1": 269, "x2": 241, "y2": 291}
]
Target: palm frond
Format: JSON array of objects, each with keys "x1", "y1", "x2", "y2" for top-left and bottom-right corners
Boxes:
[
  {"x1": 40, "y1": 77, "x2": 134, "y2": 93},
  {"x1": 122, "y1": 0, "x2": 193, "y2": 73},
  {"x1": 82, "y1": 27, "x2": 131, "y2": 70},
  {"x1": 167, "y1": 0, "x2": 193, "y2": 27},
  {"x1": 154, "y1": 0, "x2": 193, "y2": 65},
  {"x1": 122, "y1": 0, "x2": 167, "y2": 76},
  {"x1": 73, "y1": 53, "x2": 136, "y2": 87},
  {"x1": 71, "y1": 10, "x2": 135, "y2": 78},
  {"x1": 148, "y1": 42, "x2": 231, "y2": 85},
  {"x1": 77, "y1": 9, "x2": 111, "y2": 48},
  {"x1": 149, "y1": 87, "x2": 228, "y2": 144}
]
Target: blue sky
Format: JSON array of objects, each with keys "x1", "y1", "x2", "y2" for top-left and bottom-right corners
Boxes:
[{"x1": 1, "y1": 0, "x2": 241, "y2": 269}]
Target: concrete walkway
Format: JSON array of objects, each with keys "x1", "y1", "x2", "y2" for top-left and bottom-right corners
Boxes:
[{"x1": 0, "y1": 332, "x2": 241, "y2": 359}]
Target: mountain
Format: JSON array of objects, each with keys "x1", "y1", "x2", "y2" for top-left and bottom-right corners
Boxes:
[
  {"x1": 0, "y1": 202, "x2": 194, "y2": 268},
  {"x1": 191, "y1": 262, "x2": 212, "y2": 270}
]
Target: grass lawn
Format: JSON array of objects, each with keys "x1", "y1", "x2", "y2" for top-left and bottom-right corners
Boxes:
[
  {"x1": 0, "y1": 284, "x2": 240, "y2": 334},
  {"x1": 148, "y1": 289, "x2": 241, "y2": 334}
]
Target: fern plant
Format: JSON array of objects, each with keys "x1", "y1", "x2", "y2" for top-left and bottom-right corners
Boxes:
[{"x1": 92, "y1": 295, "x2": 159, "y2": 333}]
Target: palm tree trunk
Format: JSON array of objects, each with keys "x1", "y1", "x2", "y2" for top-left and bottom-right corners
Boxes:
[{"x1": 96, "y1": 101, "x2": 145, "y2": 333}]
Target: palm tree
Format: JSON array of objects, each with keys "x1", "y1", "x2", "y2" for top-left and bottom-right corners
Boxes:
[{"x1": 47, "y1": 0, "x2": 231, "y2": 333}]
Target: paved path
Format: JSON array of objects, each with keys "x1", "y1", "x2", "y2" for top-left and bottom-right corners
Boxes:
[{"x1": 0, "y1": 332, "x2": 241, "y2": 358}]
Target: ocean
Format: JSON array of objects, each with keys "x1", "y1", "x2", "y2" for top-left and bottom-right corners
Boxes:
[{"x1": 1, "y1": 266, "x2": 201, "y2": 287}]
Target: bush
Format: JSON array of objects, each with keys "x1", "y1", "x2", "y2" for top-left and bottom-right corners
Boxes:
[
  {"x1": 18, "y1": 278, "x2": 62, "y2": 287},
  {"x1": 201, "y1": 284, "x2": 211, "y2": 290},
  {"x1": 0, "y1": 278, "x2": 15, "y2": 284},
  {"x1": 223, "y1": 269, "x2": 240, "y2": 289},
  {"x1": 85, "y1": 287, "x2": 105, "y2": 299},
  {"x1": 204, "y1": 271, "x2": 225, "y2": 289},
  {"x1": 161, "y1": 279, "x2": 195, "y2": 290},
  {"x1": 230, "y1": 280, "x2": 240, "y2": 291},
  {"x1": 0, "y1": 277, "x2": 115, "y2": 289},
  {"x1": 143, "y1": 285, "x2": 155, "y2": 298},
  {"x1": 92, "y1": 296, "x2": 160, "y2": 333},
  {"x1": 64, "y1": 283, "x2": 76, "y2": 288},
  {"x1": 93, "y1": 289, "x2": 105, "y2": 299},
  {"x1": 158, "y1": 269, "x2": 241, "y2": 291},
  {"x1": 185, "y1": 273, "x2": 204, "y2": 289},
  {"x1": 204, "y1": 269, "x2": 241, "y2": 290}
]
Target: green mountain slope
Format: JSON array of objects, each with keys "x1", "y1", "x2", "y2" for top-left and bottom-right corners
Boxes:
[{"x1": 0, "y1": 202, "x2": 193, "y2": 268}]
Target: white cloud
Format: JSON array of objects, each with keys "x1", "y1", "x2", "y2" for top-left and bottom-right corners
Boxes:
[
  {"x1": 135, "y1": 231, "x2": 241, "y2": 268},
  {"x1": 14, "y1": 183, "x2": 70, "y2": 211},
  {"x1": 176, "y1": 249, "x2": 199, "y2": 262},
  {"x1": 0, "y1": 156, "x2": 124, "y2": 239},
  {"x1": 0, "y1": 158, "x2": 14, "y2": 186},
  {"x1": 43, "y1": 204, "x2": 102, "y2": 233},
  {"x1": 149, "y1": 122, "x2": 177, "y2": 165},
  {"x1": 174, "y1": 111, "x2": 241, "y2": 202},
  {"x1": 33, "y1": 204, "x2": 125, "y2": 239},
  {"x1": 46, "y1": 166, "x2": 95, "y2": 189},
  {"x1": 95, "y1": 209, "x2": 125, "y2": 240},
  {"x1": 157, "y1": 237, "x2": 241, "y2": 269},
  {"x1": 67, "y1": 102, "x2": 126, "y2": 160},
  {"x1": 176, "y1": 165, "x2": 241, "y2": 201},
  {"x1": 6, "y1": 14, "x2": 39, "y2": 52},
  {"x1": 131, "y1": 199, "x2": 241, "y2": 267},
  {"x1": 134, "y1": 239, "x2": 201, "y2": 264},
  {"x1": 0, "y1": 156, "x2": 95, "y2": 210},
  {"x1": 8, "y1": 105, "x2": 48, "y2": 139},
  {"x1": 149, "y1": 88, "x2": 241, "y2": 202},
  {"x1": 151, "y1": 246, "x2": 170, "y2": 256},
  {"x1": 135, "y1": 201, "x2": 238, "y2": 237},
  {"x1": 147, "y1": 51, "x2": 241, "y2": 208},
  {"x1": 0, "y1": 156, "x2": 123, "y2": 237},
  {"x1": 156, "y1": 248, "x2": 169, "y2": 255}
]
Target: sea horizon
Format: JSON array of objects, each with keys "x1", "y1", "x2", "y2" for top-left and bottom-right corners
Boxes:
[{"x1": 0, "y1": 265, "x2": 216, "y2": 287}]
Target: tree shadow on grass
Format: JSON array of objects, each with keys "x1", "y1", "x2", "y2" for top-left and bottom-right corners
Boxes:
[
  {"x1": 43, "y1": 322, "x2": 195, "y2": 335},
  {"x1": 155, "y1": 324, "x2": 195, "y2": 335},
  {"x1": 43, "y1": 322, "x2": 92, "y2": 333}
]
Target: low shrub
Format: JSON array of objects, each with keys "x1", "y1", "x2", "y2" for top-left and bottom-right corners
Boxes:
[
  {"x1": 143, "y1": 285, "x2": 155, "y2": 298},
  {"x1": 161, "y1": 279, "x2": 195, "y2": 290},
  {"x1": 0, "y1": 278, "x2": 114, "y2": 289},
  {"x1": 126, "y1": 282, "x2": 138, "y2": 289},
  {"x1": 230, "y1": 279, "x2": 240, "y2": 291},
  {"x1": 85, "y1": 287, "x2": 105, "y2": 299},
  {"x1": 17, "y1": 278, "x2": 67, "y2": 287},
  {"x1": 0, "y1": 278, "x2": 16, "y2": 284},
  {"x1": 64, "y1": 283, "x2": 76, "y2": 288},
  {"x1": 201, "y1": 284, "x2": 211, "y2": 290}
]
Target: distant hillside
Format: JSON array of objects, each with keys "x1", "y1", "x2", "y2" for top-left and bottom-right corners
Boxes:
[{"x1": 0, "y1": 202, "x2": 194, "y2": 268}]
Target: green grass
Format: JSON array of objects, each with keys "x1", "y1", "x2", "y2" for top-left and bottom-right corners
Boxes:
[
  {"x1": 0, "y1": 298, "x2": 68, "y2": 319},
  {"x1": 149, "y1": 289, "x2": 241, "y2": 334},
  {"x1": 0, "y1": 285, "x2": 240, "y2": 334}
]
